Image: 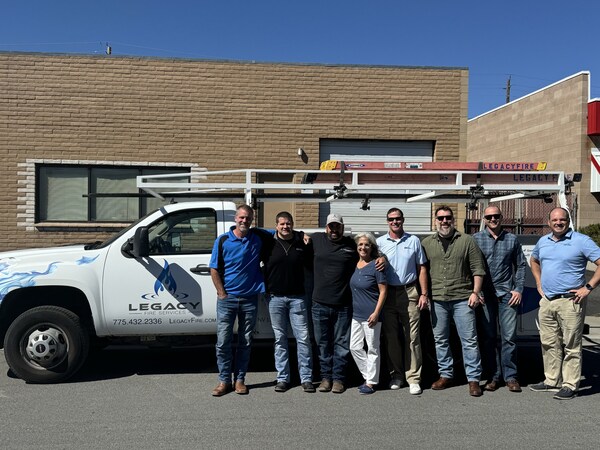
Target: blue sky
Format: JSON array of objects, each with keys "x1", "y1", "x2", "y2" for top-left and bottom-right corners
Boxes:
[{"x1": 2, "y1": 0, "x2": 598, "y2": 118}]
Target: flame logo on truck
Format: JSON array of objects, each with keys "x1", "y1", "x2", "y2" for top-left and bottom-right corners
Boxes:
[
  {"x1": 140, "y1": 260, "x2": 189, "y2": 300},
  {"x1": 154, "y1": 260, "x2": 177, "y2": 295}
]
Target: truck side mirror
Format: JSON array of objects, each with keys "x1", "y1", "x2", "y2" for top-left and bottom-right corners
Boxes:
[{"x1": 132, "y1": 227, "x2": 150, "y2": 258}]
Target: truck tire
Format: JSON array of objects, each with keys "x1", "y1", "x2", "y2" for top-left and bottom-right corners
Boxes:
[{"x1": 3, "y1": 306, "x2": 90, "y2": 384}]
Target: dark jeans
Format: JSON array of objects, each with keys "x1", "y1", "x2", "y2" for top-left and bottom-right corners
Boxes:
[
  {"x1": 478, "y1": 293, "x2": 518, "y2": 382},
  {"x1": 311, "y1": 301, "x2": 352, "y2": 383}
]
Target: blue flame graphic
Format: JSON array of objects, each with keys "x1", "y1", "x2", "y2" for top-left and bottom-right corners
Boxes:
[
  {"x1": 154, "y1": 260, "x2": 177, "y2": 295},
  {"x1": 0, "y1": 262, "x2": 59, "y2": 301},
  {"x1": 76, "y1": 255, "x2": 99, "y2": 265}
]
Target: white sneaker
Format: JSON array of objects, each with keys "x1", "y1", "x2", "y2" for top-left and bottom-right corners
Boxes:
[
  {"x1": 389, "y1": 378, "x2": 403, "y2": 390},
  {"x1": 409, "y1": 383, "x2": 422, "y2": 395}
]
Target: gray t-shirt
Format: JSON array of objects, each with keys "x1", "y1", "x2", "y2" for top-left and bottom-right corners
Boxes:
[{"x1": 349, "y1": 260, "x2": 387, "y2": 322}]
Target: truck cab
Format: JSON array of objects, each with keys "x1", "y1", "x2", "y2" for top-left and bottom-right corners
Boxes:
[{"x1": 0, "y1": 201, "x2": 275, "y2": 383}]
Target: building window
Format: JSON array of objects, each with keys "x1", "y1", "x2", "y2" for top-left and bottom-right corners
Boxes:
[{"x1": 37, "y1": 165, "x2": 190, "y2": 222}]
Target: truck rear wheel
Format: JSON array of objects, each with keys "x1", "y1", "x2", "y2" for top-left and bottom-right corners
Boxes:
[{"x1": 4, "y1": 306, "x2": 90, "y2": 383}]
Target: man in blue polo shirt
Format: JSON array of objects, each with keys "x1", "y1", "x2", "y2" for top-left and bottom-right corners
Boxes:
[
  {"x1": 376, "y1": 207, "x2": 429, "y2": 395},
  {"x1": 209, "y1": 204, "x2": 269, "y2": 397},
  {"x1": 530, "y1": 207, "x2": 600, "y2": 400}
]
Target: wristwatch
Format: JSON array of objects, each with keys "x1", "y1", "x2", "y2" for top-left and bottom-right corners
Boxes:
[{"x1": 585, "y1": 283, "x2": 594, "y2": 291}]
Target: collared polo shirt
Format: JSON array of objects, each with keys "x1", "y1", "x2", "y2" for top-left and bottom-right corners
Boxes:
[
  {"x1": 473, "y1": 228, "x2": 527, "y2": 298},
  {"x1": 531, "y1": 229, "x2": 600, "y2": 298},
  {"x1": 376, "y1": 232, "x2": 427, "y2": 286},
  {"x1": 209, "y1": 226, "x2": 266, "y2": 297}
]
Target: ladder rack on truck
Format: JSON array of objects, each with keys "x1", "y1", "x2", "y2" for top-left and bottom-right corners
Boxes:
[{"x1": 136, "y1": 161, "x2": 574, "y2": 213}]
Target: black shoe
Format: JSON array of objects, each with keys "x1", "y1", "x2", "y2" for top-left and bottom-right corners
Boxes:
[
  {"x1": 529, "y1": 382, "x2": 560, "y2": 392},
  {"x1": 553, "y1": 387, "x2": 577, "y2": 400},
  {"x1": 302, "y1": 382, "x2": 316, "y2": 393},
  {"x1": 274, "y1": 381, "x2": 290, "y2": 392}
]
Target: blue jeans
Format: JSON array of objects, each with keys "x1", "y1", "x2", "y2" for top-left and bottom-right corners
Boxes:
[
  {"x1": 312, "y1": 301, "x2": 351, "y2": 383},
  {"x1": 478, "y1": 293, "x2": 518, "y2": 382},
  {"x1": 215, "y1": 294, "x2": 258, "y2": 383},
  {"x1": 430, "y1": 300, "x2": 482, "y2": 382},
  {"x1": 268, "y1": 295, "x2": 313, "y2": 383}
]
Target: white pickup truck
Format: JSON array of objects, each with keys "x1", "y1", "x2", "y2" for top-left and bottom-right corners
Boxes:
[
  {"x1": 0, "y1": 201, "x2": 279, "y2": 383},
  {"x1": 0, "y1": 163, "x2": 571, "y2": 384}
]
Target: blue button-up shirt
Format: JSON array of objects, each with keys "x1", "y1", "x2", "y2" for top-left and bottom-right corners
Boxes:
[
  {"x1": 473, "y1": 228, "x2": 527, "y2": 298},
  {"x1": 376, "y1": 232, "x2": 427, "y2": 286},
  {"x1": 531, "y1": 229, "x2": 600, "y2": 298}
]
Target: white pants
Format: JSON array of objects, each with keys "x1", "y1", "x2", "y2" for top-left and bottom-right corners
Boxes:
[{"x1": 350, "y1": 319, "x2": 382, "y2": 385}]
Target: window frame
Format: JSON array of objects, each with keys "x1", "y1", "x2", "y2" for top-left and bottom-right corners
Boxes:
[
  {"x1": 146, "y1": 208, "x2": 218, "y2": 255},
  {"x1": 35, "y1": 164, "x2": 191, "y2": 223}
]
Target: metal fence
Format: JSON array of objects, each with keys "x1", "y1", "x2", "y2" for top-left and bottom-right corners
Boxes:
[{"x1": 464, "y1": 193, "x2": 576, "y2": 235}]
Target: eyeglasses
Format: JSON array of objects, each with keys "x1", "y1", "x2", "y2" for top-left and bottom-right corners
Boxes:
[
  {"x1": 484, "y1": 214, "x2": 502, "y2": 220},
  {"x1": 387, "y1": 217, "x2": 403, "y2": 222},
  {"x1": 435, "y1": 215, "x2": 453, "y2": 221}
]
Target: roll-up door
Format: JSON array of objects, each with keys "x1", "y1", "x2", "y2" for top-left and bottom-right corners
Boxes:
[{"x1": 319, "y1": 139, "x2": 434, "y2": 233}]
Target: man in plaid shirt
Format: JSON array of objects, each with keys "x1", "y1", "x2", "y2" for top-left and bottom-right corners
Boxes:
[{"x1": 473, "y1": 205, "x2": 526, "y2": 393}]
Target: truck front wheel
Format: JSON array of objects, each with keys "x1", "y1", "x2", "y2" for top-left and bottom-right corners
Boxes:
[{"x1": 4, "y1": 306, "x2": 90, "y2": 383}]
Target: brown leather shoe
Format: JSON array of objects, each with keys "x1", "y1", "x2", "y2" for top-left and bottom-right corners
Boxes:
[
  {"x1": 318, "y1": 379, "x2": 332, "y2": 392},
  {"x1": 506, "y1": 380, "x2": 522, "y2": 392},
  {"x1": 469, "y1": 381, "x2": 482, "y2": 397},
  {"x1": 234, "y1": 380, "x2": 249, "y2": 395},
  {"x1": 431, "y1": 377, "x2": 453, "y2": 390},
  {"x1": 332, "y1": 380, "x2": 345, "y2": 394},
  {"x1": 484, "y1": 380, "x2": 498, "y2": 391},
  {"x1": 211, "y1": 382, "x2": 232, "y2": 397}
]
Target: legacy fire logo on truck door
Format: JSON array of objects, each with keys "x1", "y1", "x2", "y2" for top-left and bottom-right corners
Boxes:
[
  {"x1": 130, "y1": 260, "x2": 202, "y2": 315},
  {"x1": 141, "y1": 260, "x2": 189, "y2": 300}
]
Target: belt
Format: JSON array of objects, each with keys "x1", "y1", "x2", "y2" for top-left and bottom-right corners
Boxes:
[{"x1": 546, "y1": 293, "x2": 576, "y2": 301}]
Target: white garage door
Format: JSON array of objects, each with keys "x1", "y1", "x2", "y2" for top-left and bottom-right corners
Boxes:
[{"x1": 319, "y1": 139, "x2": 434, "y2": 233}]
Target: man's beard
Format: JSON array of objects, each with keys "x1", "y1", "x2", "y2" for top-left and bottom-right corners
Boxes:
[{"x1": 437, "y1": 224, "x2": 454, "y2": 238}]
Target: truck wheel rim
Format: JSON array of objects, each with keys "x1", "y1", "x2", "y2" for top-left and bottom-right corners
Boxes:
[{"x1": 23, "y1": 326, "x2": 69, "y2": 369}]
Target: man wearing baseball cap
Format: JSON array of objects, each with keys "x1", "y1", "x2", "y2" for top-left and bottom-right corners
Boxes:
[{"x1": 310, "y1": 213, "x2": 385, "y2": 393}]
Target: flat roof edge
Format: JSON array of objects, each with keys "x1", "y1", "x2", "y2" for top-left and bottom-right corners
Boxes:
[
  {"x1": 0, "y1": 50, "x2": 468, "y2": 71},
  {"x1": 469, "y1": 71, "x2": 591, "y2": 122}
]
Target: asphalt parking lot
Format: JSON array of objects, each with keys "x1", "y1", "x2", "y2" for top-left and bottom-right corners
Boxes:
[
  {"x1": 2, "y1": 332, "x2": 600, "y2": 449},
  {"x1": 1, "y1": 275, "x2": 599, "y2": 449}
]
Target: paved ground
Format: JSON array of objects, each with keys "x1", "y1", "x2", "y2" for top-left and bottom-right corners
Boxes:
[
  {"x1": 2, "y1": 335, "x2": 600, "y2": 449},
  {"x1": 0, "y1": 271, "x2": 598, "y2": 449}
]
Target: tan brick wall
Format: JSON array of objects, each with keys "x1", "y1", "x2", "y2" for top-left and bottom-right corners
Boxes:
[
  {"x1": 467, "y1": 72, "x2": 600, "y2": 228},
  {"x1": 0, "y1": 53, "x2": 466, "y2": 250}
]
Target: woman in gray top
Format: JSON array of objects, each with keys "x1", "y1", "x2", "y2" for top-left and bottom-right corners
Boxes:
[{"x1": 349, "y1": 232, "x2": 387, "y2": 394}]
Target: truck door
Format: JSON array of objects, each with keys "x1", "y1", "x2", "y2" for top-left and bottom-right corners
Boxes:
[{"x1": 102, "y1": 207, "x2": 221, "y2": 335}]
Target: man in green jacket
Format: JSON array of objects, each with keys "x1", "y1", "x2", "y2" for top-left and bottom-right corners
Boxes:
[{"x1": 421, "y1": 206, "x2": 486, "y2": 397}]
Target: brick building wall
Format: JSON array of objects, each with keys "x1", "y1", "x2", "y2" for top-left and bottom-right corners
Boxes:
[
  {"x1": 467, "y1": 72, "x2": 599, "y2": 228},
  {"x1": 1, "y1": 52, "x2": 467, "y2": 251}
]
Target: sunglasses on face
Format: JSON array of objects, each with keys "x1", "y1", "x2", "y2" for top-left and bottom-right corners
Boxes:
[
  {"x1": 387, "y1": 217, "x2": 403, "y2": 222},
  {"x1": 484, "y1": 214, "x2": 502, "y2": 220},
  {"x1": 436, "y1": 215, "x2": 453, "y2": 221}
]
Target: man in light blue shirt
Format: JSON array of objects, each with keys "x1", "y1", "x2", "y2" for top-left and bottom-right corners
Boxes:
[
  {"x1": 530, "y1": 207, "x2": 600, "y2": 400},
  {"x1": 376, "y1": 208, "x2": 428, "y2": 395}
]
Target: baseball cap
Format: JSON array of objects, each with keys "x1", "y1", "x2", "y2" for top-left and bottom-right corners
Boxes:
[{"x1": 326, "y1": 213, "x2": 343, "y2": 225}]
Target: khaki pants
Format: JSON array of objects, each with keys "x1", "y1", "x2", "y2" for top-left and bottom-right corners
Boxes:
[
  {"x1": 538, "y1": 296, "x2": 586, "y2": 390},
  {"x1": 381, "y1": 284, "x2": 422, "y2": 384}
]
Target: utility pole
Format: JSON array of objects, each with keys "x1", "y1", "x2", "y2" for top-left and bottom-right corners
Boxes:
[{"x1": 505, "y1": 75, "x2": 511, "y2": 103}]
